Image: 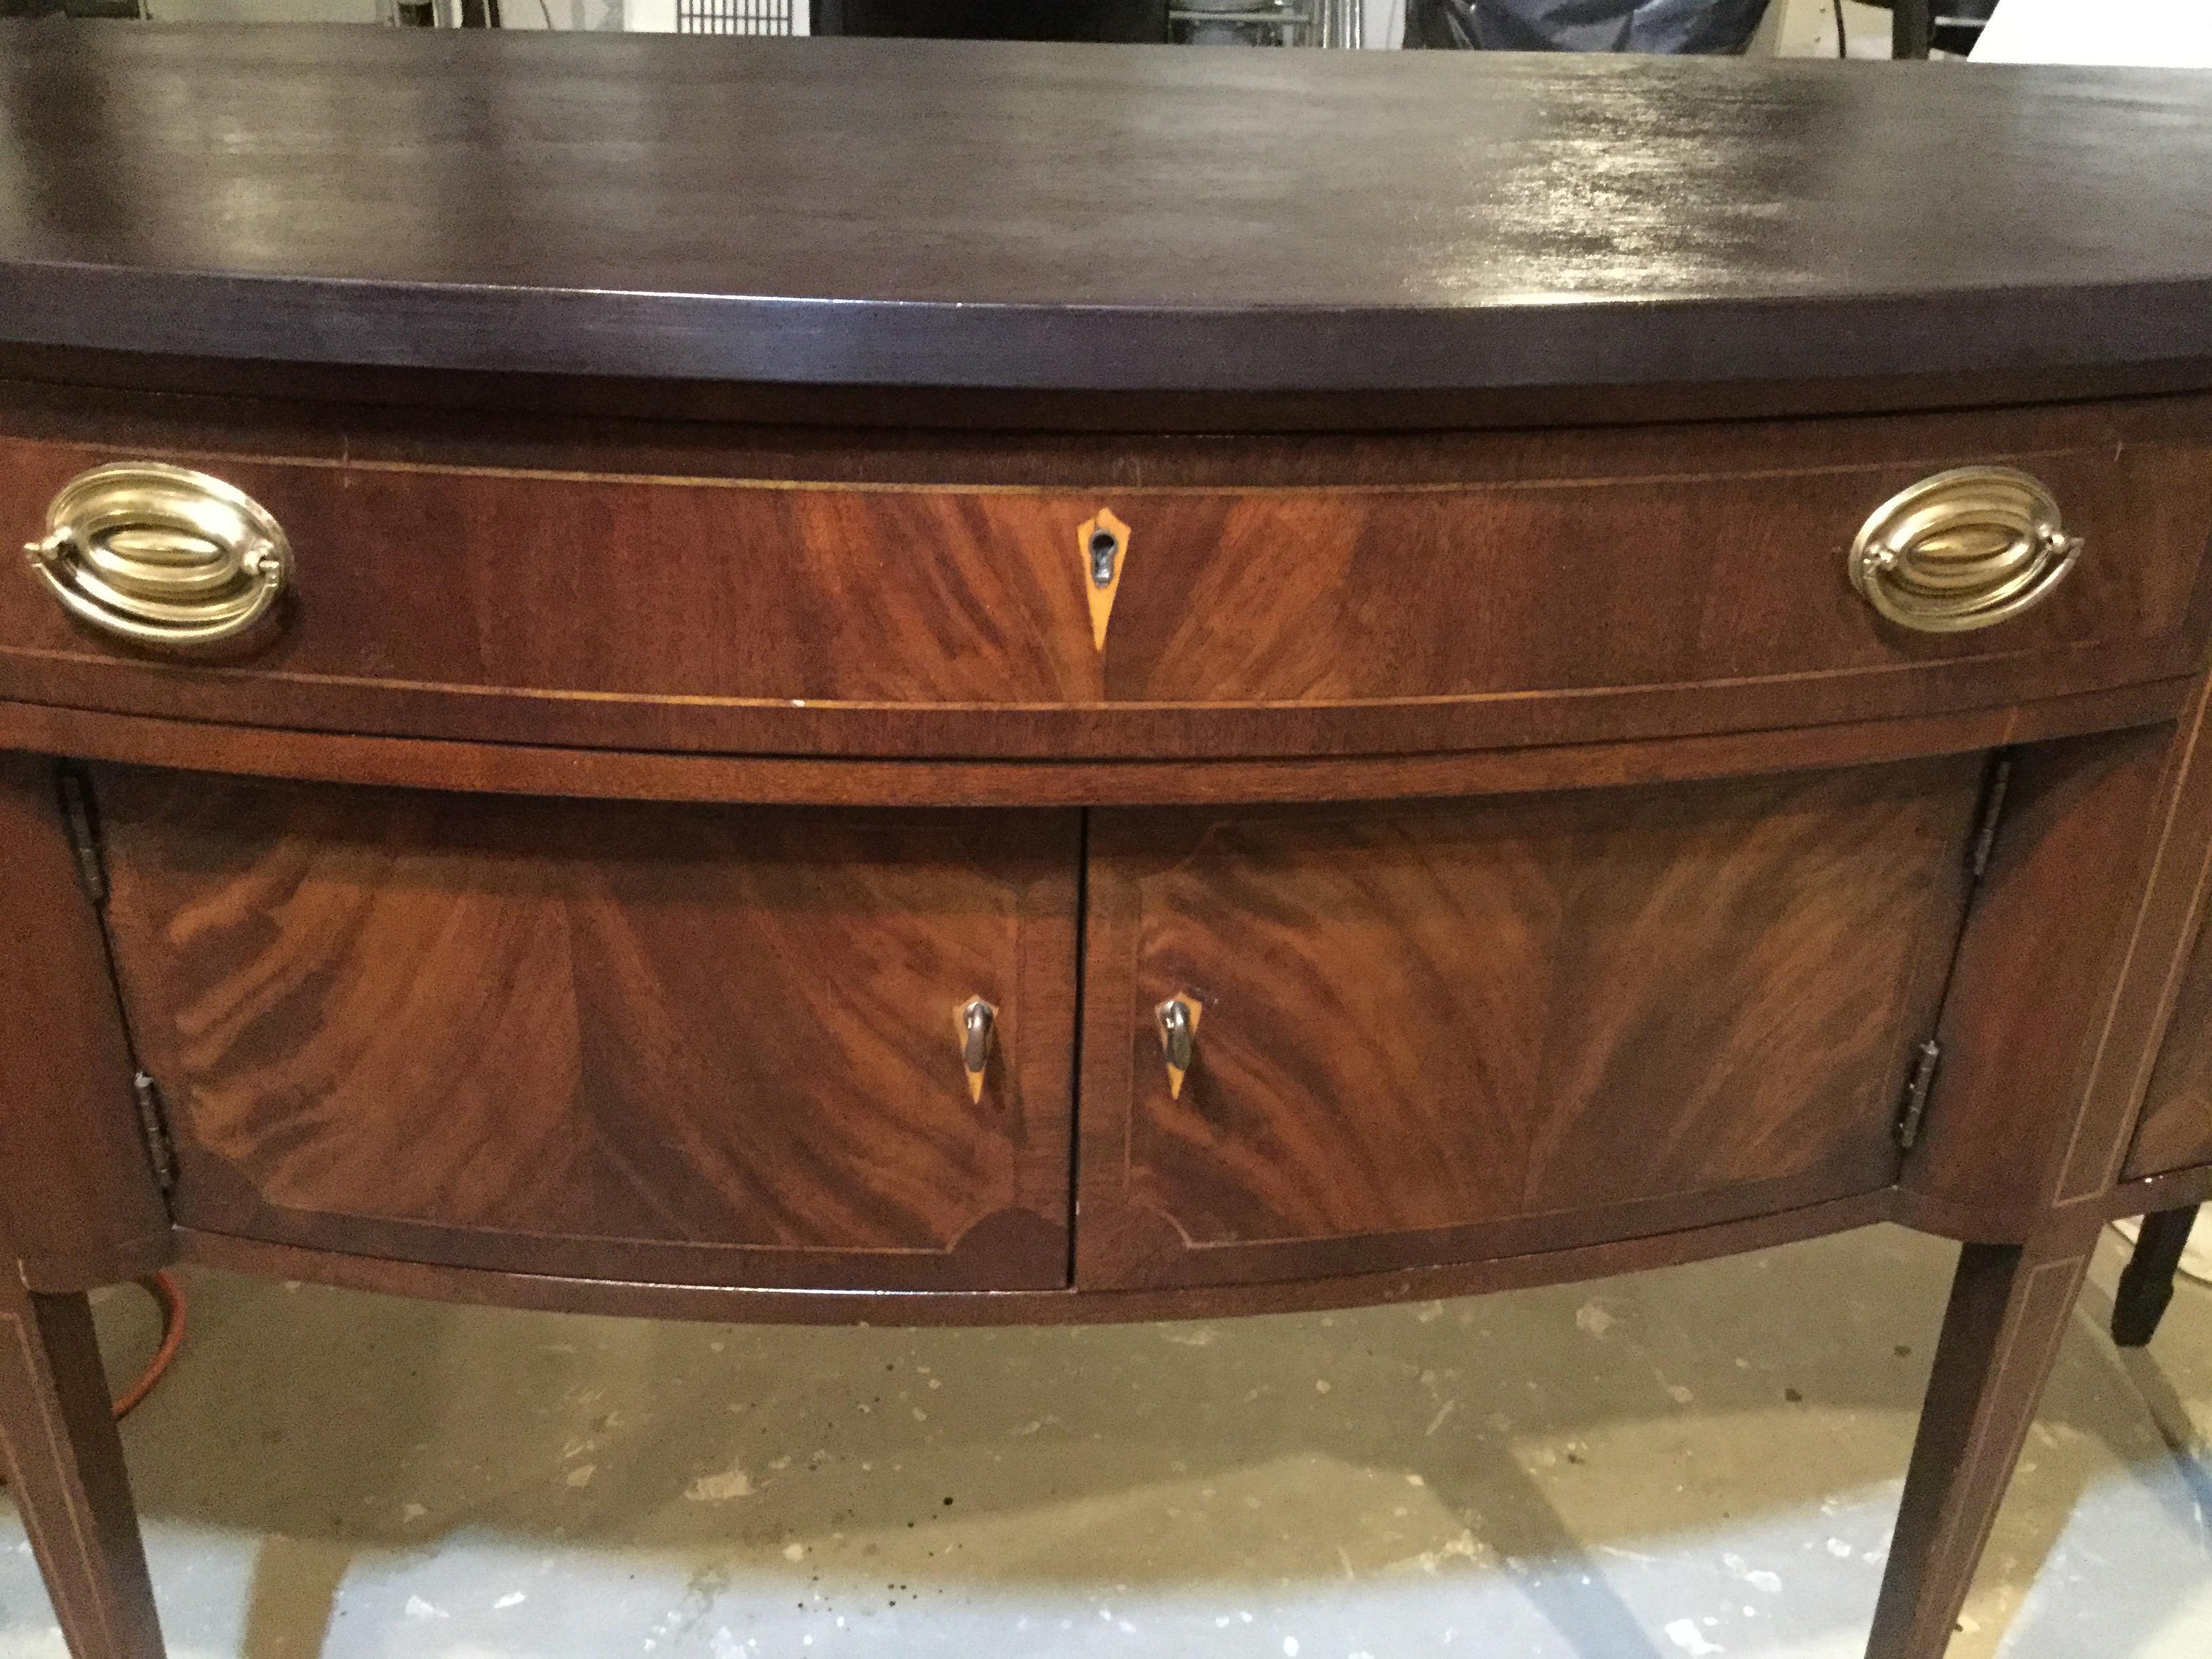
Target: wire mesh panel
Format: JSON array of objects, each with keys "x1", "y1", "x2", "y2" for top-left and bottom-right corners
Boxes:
[{"x1": 677, "y1": 0, "x2": 793, "y2": 31}]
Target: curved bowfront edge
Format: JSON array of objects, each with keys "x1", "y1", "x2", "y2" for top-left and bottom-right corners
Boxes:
[
  {"x1": 2, "y1": 394, "x2": 2205, "y2": 769},
  {"x1": 133, "y1": 1170, "x2": 2209, "y2": 1324},
  {"x1": 8, "y1": 265, "x2": 2212, "y2": 413},
  {"x1": 20, "y1": 1170, "x2": 2212, "y2": 1308},
  {"x1": 0, "y1": 684, "x2": 2186, "y2": 811},
  {"x1": 150, "y1": 1197, "x2": 1884, "y2": 1326},
  {"x1": 4, "y1": 28, "x2": 2212, "y2": 422}
]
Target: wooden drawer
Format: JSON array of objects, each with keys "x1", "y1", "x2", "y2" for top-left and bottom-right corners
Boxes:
[
  {"x1": 1, "y1": 403, "x2": 2207, "y2": 760},
  {"x1": 89, "y1": 770, "x2": 1079, "y2": 1290},
  {"x1": 1075, "y1": 757, "x2": 1985, "y2": 1289}
]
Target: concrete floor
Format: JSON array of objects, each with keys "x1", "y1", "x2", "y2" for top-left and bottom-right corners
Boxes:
[{"x1": 3, "y1": 1222, "x2": 2208, "y2": 1658}]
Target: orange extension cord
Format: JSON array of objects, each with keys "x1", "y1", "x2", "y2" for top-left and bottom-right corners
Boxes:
[
  {"x1": 0, "y1": 1271, "x2": 188, "y2": 1488},
  {"x1": 110, "y1": 1271, "x2": 189, "y2": 1419}
]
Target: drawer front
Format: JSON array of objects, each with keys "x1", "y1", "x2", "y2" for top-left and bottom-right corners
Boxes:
[
  {"x1": 1100, "y1": 446, "x2": 2206, "y2": 720},
  {"x1": 1076, "y1": 757, "x2": 1984, "y2": 1289},
  {"x1": 2, "y1": 404, "x2": 2207, "y2": 760},
  {"x1": 91, "y1": 770, "x2": 1079, "y2": 1290}
]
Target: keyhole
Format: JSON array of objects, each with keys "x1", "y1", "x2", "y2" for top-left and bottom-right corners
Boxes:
[{"x1": 1090, "y1": 527, "x2": 1120, "y2": 587}]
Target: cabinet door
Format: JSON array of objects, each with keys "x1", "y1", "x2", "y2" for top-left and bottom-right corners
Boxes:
[
  {"x1": 93, "y1": 770, "x2": 1078, "y2": 1291},
  {"x1": 1077, "y1": 758, "x2": 1984, "y2": 1289}
]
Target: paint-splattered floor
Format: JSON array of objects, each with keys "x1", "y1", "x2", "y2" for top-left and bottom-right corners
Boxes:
[{"x1": 3, "y1": 1221, "x2": 2208, "y2": 1658}]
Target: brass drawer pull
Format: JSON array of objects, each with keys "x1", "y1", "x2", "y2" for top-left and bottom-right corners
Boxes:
[
  {"x1": 1157, "y1": 992, "x2": 1203, "y2": 1100},
  {"x1": 1849, "y1": 466, "x2": 2081, "y2": 634},
  {"x1": 25, "y1": 462, "x2": 291, "y2": 651},
  {"x1": 957, "y1": 996, "x2": 997, "y2": 1103}
]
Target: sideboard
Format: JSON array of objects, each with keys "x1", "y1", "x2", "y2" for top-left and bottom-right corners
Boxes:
[{"x1": 4, "y1": 24, "x2": 2212, "y2": 1659}]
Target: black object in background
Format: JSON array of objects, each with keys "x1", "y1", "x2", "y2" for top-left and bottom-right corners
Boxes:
[
  {"x1": 1864, "y1": 0, "x2": 1999, "y2": 58},
  {"x1": 1406, "y1": 0, "x2": 1774, "y2": 51},
  {"x1": 817, "y1": 0, "x2": 1170, "y2": 39},
  {"x1": 0, "y1": 0, "x2": 142, "y2": 15}
]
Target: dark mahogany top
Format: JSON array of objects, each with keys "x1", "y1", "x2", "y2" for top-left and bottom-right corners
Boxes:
[{"x1": 4, "y1": 22, "x2": 2212, "y2": 415}]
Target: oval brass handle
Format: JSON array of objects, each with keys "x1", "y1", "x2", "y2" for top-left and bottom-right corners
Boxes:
[
  {"x1": 1849, "y1": 466, "x2": 2081, "y2": 634},
  {"x1": 957, "y1": 996, "x2": 997, "y2": 1103},
  {"x1": 25, "y1": 462, "x2": 291, "y2": 651},
  {"x1": 1157, "y1": 992, "x2": 1203, "y2": 1100}
]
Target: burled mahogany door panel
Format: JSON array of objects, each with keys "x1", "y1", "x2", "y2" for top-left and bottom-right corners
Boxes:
[
  {"x1": 1078, "y1": 757, "x2": 1985, "y2": 1290},
  {"x1": 89, "y1": 769, "x2": 1078, "y2": 1290}
]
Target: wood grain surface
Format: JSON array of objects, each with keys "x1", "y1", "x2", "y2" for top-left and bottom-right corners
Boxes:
[
  {"x1": 0, "y1": 756, "x2": 171, "y2": 1292},
  {"x1": 2127, "y1": 894, "x2": 2212, "y2": 1178},
  {"x1": 0, "y1": 680, "x2": 2182, "y2": 816},
  {"x1": 89, "y1": 769, "x2": 1080, "y2": 1291},
  {"x1": 1903, "y1": 727, "x2": 2182, "y2": 1235},
  {"x1": 1864, "y1": 1218, "x2": 2102, "y2": 1659},
  {"x1": 169, "y1": 1191, "x2": 1900, "y2": 1330},
  {"x1": 5, "y1": 29, "x2": 2212, "y2": 415},
  {"x1": 1, "y1": 410, "x2": 2204, "y2": 761},
  {"x1": 0, "y1": 1283, "x2": 163, "y2": 1659},
  {"x1": 1078, "y1": 757, "x2": 1984, "y2": 1288},
  {"x1": 1, "y1": 41, "x2": 2210, "y2": 1650},
  {"x1": 2118, "y1": 674, "x2": 2212, "y2": 1183}
]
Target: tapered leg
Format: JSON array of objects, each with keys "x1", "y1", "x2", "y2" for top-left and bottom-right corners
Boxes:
[
  {"x1": 1890, "y1": 0, "x2": 1933, "y2": 58},
  {"x1": 2112, "y1": 1205, "x2": 2199, "y2": 1348},
  {"x1": 1864, "y1": 1223, "x2": 2097, "y2": 1659},
  {"x1": 0, "y1": 1279, "x2": 165, "y2": 1659}
]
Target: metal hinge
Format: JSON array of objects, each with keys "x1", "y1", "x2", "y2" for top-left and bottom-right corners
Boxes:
[
  {"x1": 55, "y1": 766, "x2": 107, "y2": 904},
  {"x1": 1895, "y1": 1038, "x2": 1942, "y2": 1151},
  {"x1": 132, "y1": 1071, "x2": 177, "y2": 1192},
  {"x1": 1967, "y1": 755, "x2": 2013, "y2": 882}
]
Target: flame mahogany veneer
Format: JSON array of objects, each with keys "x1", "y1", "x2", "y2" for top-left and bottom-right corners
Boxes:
[{"x1": 6, "y1": 25, "x2": 2212, "y2": 1659}]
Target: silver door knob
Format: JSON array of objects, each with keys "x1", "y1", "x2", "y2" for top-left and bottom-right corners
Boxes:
[
  {"x1": 957, "y1": 996, "x2": 998, "y2": 1103},
  {"x1": 1157, "y1": 993, "x2": 1203, "y2": 1101}
]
